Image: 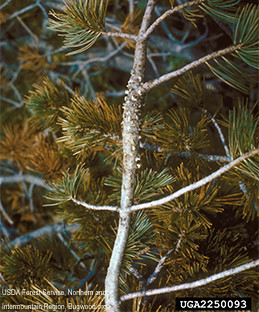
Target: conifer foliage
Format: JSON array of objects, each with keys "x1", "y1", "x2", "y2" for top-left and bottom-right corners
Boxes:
[{"x1": 0, "y1": 0, "x2": 258, "y2": 311}]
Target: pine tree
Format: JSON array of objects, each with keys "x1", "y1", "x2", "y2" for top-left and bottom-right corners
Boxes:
[{"x1": 0, "y1": 1, "x2": 258, "y2": 312}]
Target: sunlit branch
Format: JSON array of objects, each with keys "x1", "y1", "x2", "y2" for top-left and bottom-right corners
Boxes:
[
  {"x1": 130, "y1": 149, "x2": 259, "y2": 211},
  {"x1": 142, "y1": 45, "x2": 240, "y2": 91},
  {"x1": 105, "y1": 32, "x2": 137, "y2": 41},
  {"x1": 71, "y1": 197, "x2": 119, "y2": 212}
]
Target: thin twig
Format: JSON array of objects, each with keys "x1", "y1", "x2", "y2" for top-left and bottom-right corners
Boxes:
[
  {"x1": 73, "y1": 42, "x2": 127, "y2": 77},
  {"x1": 10, "y1": 84, "x2": 23, "y2": 102},
  {"x1": 0, "y1": 174, "x2": 51, "y2": 190},
  {"x1": 121, "y1": 259, "x2": 259, "y2": 302},
  {"x1": 147, "y1": 235, "x2": 183, "y2": 286},
  {"x1": 130, "y1": 149, "x2": 259, "y2": 211},
  {"x1": 7, "y1": 4, "x2": 37, "y2": 20},
  {"x1": 0, "y1": 272, "x2": 7, "y2": 284},
  {"x1": 164, "y1": 151, "x2": 229, "y2": 162},
  {"x1": 0, "y1": 0, "x2": 12, "y2": 10},
  {"x1": 0, "y1": 217, "x2": 11, "y2": 239},
  {"x1": 154, "y1": 6, "x2": 179, "y2": 43},
  {"x1": 57, "y1": 232, "x2": 87, "y2": 270},
  {"x1": 70, "y1": 254, "x2": 95, "y2": 277},
  {"x1": 8, "y1": 223, "x2": 80, "y2": 247},
  {"x1": 0, "y1": 201, "x2": 13, "y2": 225},
  {"x1": 147, "y1": 52, "x2": 160, "y2": 77},
  {"x1": 204, "y1": 110, "x2": 249, "y2": 197},
  {"x1": 0, "y1": 67, "x2": 21, "y2": 88},
  {"x1": 16, "y1": 16, "x2": 39, "y2": 47},
  {"x1": 205, "y1": 110, "x2": 231, "y2": 159},
  {"x1": 0, "y1": 96, "x2": 21, "y2": 108},
  {"x1": 37, "y1": 1, "x2": 49, "y2": 19},
  {"x1": 146, "y1": 249, "x2": 173, "y2": 286},
  {"x1": 28, "y1": 183, "x2": 35, "y2": 213}
]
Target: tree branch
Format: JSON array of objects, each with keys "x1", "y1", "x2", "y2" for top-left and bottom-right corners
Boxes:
[
  {"x1": 8, "y1": 223, "x2": 80, "y2": 247},
  {"x1": 0, "y1": 95, "x2": 22, "y2": 108},
  {"x1": 0, "y1": 0, "x2": 12, "y2": 10},
  {"x1": 6, "y1": 3, "x2": 37, "y2": 20},
  {"x1": 120, "y1": 259, "x2": 259, "y2": 302},
  {"x1": 130, "y1": 149, "x2": 259, "y2": 211},
  {"x1": 71, "y1": 197, "x2": 119, "y2": 212},
  {"x1": 0, "y1": 216, "x2": 11, "y2": 239},
  {"x1": 142, "y1": 45, "x2": 240, "y2": 91},
  {"x1": 57, "y1": 232, "x2": 86, "y2": 269},
  {"x1": 73, "y1": 42, "x2": 127, "y2": 77},
  {"x1": 105, "y1": 32, "x2": 137, "y2": 41},
  {"x1": 0, "y1": 174, "x2": 51, "y2": 190}
]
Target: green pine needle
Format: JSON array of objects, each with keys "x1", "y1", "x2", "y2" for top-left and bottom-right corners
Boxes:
[
  {"x1": 156, "y1": 108, "x2": 209, "y2": 154},
  {"x1": 121, "y1": 211, "x2": 158, "y2": 270},
  {"x1": 172, "y1": 72, "x2": 222, "y2": 109},
  {"x1": 25, "y1": 77, "x2": 70, "y2": 132},
  {"x1": 228, "y1": 102, "x2": 259, "y2": 181},
  {"x1": 206, "y1": 57, "x2": 257, "y2": 94},
  {"x1": 45, "y1": 165, "x2": 89, "y2": 205},
  {"x1": 233, "y1": 4, "x2": 259, "y2": 69},
  {"x1": 200, "y1": 0, "x2": 240, "y2": 24},
  {"x1": 203, "y1": 4, "x2": 258, "y2": 93},
  {"x1": 1, "y1": 246, "x2": 53, "y2": 286},
  {"x1": 105, "y1": 168, "x2": 175, "y2": 205},
  {"x1": 48, "y1": 0, "x2": 108, "y2": 55},
  {"x1": 58, "y1": 95, "x2": 122, "y2": 158}
]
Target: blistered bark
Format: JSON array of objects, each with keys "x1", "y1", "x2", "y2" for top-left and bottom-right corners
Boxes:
[{"x1": 105, "y1": 1, "x2": 156, "y2": 311}]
